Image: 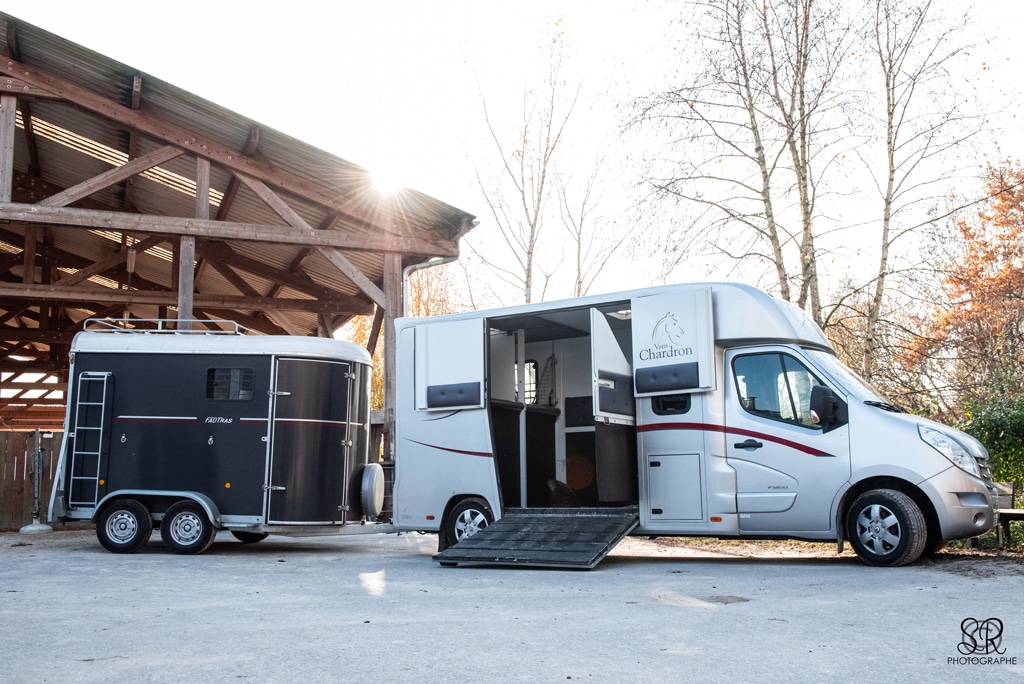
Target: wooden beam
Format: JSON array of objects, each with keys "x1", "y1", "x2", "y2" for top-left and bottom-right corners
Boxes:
[
  {"x1": 0, "y1": 283, "x2": 372, "y2": 314},
  {"x1": 196, "y1": 239, "x2": 346, "y2": 301},
  {"x1": 204, "y1": 261, "x2": 304, "y2": 336},
  {"x1": 0, "y1": 203, "x2": 458, "y2": 257},
  {"x1": 366, "y1": 305, "x2": 384, "y2": 356},
  {"x1": 235, "y1": 172, "x2": 388, "y2": 306},
  {"x1": 319, "y1": 248, "x2": 386, "y2": 308},
  {"x1": 0, "y1": 327, "x2": 75, "y2": 344},
  {"x1": 39, "y1": 145, "x2": 185, "y2": 208},
  {"x1": 5, "y1": 57, "x2": 463, "y2": 240},
  {"x1": 53, "y1": 234, "x2": 166, "y2": 287},
  {"x1": 21, "y1": 224, "x2": 35, "y2": 283}
]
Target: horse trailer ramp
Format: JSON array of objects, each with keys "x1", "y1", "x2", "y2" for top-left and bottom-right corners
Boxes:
[{"x1": 433, "y1": 507, "x2": 639, "y2": 569}]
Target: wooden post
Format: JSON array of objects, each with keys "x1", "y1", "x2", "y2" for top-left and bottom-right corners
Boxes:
[
  {"x1": 0, "y1": 95, "x2": 16, "y2": 203},
  {"x1": 177, "y1": 158, "x2": 209, "y2": 330},
  {"x1": 383, "y1": 252, "x2": 403, "y2": 460}
]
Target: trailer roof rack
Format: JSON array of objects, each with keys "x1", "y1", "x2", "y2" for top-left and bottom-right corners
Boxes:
[{"x1": 82, "y1": 319, "x2": 261, "y2": 336}]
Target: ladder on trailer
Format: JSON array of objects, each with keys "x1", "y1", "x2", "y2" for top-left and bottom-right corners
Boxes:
[{"x1": 67, "y1": 372, "x2": 111, "y2": 507}]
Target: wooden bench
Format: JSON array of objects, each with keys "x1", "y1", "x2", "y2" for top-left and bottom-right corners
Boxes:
[{"x1": 994, "y1": 482, "x2": 1023, "y2": 547}]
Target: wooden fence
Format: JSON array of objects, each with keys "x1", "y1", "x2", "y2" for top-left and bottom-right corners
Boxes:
[{"x1": 0, "y1": 431, "x2": 64, "y2": 531}]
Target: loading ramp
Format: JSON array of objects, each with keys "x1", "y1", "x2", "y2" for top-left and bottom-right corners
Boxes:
[{"x1": 433, "y1": 507, "x2": 639, "y2": 569}]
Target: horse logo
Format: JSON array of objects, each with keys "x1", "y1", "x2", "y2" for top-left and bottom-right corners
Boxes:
[{"x1": 652, "y1": 312, "x2": 686, "y2": 349}]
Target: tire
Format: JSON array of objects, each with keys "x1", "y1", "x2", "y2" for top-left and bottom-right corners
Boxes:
[
  {"x1": 360, "y1": 463, "x2": 385, "y2": 518},
  {"x1": 847, "y1": 489, "x2": 927, "y2": 567},
  {"x1": 96, "y1": 498, "x2": 153, "y2": 554},
  {"x1": 231, "y1": 531, "x2": 269, "y2": 544},
  {"x1": 160, "y1": 501, "x2": 216, "y2": 555},
  {"x1": 445, "y1": 497, "x2": 493, "y2": 547}
]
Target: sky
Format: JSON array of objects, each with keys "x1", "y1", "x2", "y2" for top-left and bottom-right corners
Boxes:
[
  {"x1": 2, "y1": 0, "x2": 675, "y2": 214},
  {"x1": 3, "y1": 0, "x2": 1024, "y2": 300}
]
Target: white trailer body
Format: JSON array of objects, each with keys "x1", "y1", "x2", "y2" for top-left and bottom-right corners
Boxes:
[
  {"x1": 392, "y1": 282, "x2": 997, "y2": 567},
  {"x1": 48, "y1": 321, "x2": 385, "y2": 554}
]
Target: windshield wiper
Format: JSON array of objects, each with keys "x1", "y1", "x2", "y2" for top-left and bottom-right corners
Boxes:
[{"x1": 864, "y1": 400, "x2": 906, "y2": 413}]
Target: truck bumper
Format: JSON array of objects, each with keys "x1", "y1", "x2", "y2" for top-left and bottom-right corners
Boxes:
[{"x1": 919, "y1": 466, "x2": 995, "y2": 541}]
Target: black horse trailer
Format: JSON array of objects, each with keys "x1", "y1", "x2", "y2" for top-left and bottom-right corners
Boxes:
[{"x1": 47, "y1": 320, "x2": 385, "y2": 554}]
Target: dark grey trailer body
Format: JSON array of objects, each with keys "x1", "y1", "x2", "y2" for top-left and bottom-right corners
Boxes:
[{"x1": 49, "y1": 321, "x2": 382, "y2": 554}]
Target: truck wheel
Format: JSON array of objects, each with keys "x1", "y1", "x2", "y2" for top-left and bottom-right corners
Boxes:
[
  {"x1": 230, "y1": 531, "x2": 269, "y2": 544},
  {"x1": 96, "y1": 498, "x2": 153, "y2": 554},
  {"x1": 847, "y1": 489, "x2": 927, "y2": 567},
  {"x1": 445, "y1": 497, "x2": 493, "y2": 547},
  {"x1": 161, "y1": 501, "x2": 216, "y2": 555}
]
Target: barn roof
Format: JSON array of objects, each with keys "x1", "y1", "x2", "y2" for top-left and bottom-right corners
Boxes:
[{"x1": 0, "y1": 12, "x2": 476, "y2": 429}]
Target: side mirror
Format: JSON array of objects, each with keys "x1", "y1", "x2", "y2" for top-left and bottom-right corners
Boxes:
[{"x1": 809, "y1": 385, "x2": 838, "y2": 429}]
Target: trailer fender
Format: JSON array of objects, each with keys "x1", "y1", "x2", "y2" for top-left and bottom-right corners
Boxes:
[{"x1": 94, "y1": 490, "x2": 223, "y2": 527}]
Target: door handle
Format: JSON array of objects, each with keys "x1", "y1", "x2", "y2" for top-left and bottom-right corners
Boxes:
[{"x1": 734, "y1": 439, "x2": 763, "y2": 450}]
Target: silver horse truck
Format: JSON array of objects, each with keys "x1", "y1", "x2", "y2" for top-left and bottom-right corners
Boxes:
[{"x1": 391, "y1": 282, "x2": 997, "y2": 568}]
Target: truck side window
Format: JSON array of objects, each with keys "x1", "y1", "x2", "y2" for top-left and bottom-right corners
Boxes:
[
  {"x1": 206, "y1": 368, "x2": 255, "y2": 401},
  {"x1": 652, "y1": 394, "x2": 691, "y2": 415},
  {"x1": 733, "y1": 353, "x2": 822, "y2": 429}
]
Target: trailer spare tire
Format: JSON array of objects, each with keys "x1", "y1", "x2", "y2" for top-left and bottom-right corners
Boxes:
[
  {"x1": 160, "y1": 500, "x2": 216, "y2": 555},
  {"x1": 96, "y1": 498, "x2": 153, "y2": 554},
  {"x1": 360, "y1": 463, "x2": 386, "y2": 518}
]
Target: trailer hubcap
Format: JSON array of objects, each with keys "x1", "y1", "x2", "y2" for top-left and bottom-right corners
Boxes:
[
  {"x1": 167, "y1": 511, "x2": 204, "y2": 545},
  {"x1": 105, "y1": 511, "x2": 138, "y2": 544}
]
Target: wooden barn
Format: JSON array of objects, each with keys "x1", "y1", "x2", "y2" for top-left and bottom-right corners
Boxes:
[{"x1": 0, "y1": 12, "x2": 475, "y2": 440}]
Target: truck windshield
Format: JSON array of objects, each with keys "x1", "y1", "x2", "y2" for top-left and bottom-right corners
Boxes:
[{"x1": 804, "y1": 349, "x2": 889, "y2": 405}]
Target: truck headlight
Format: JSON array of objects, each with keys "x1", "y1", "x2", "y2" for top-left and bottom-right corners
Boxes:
[{"x1": 919, "y1": 425, "x2": 981, "y2": 478}]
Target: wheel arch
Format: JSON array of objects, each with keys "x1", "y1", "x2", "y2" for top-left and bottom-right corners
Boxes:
[
  {"x1": 94, "y1": 490, "x2": 222, "y2": 528},
  {"x1": 837, "y1": 476, "x2": 940, "y2": 545}
]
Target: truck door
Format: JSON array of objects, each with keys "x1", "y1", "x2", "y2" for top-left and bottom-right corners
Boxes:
[
  {"x1": 587, "y1": 309, "x2": 638, "y2": 503},
  {"x1": 724, "y1": 347, "x2": 850, "y2": 533},
  {"x1": 630, "y1": 289, "x2": 716, "y2": 523},
  {"x1": 267, "y1": 358, "x2": 355, "y2": 524}
]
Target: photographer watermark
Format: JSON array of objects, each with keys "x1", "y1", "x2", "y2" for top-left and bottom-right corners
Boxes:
[{"x1": 948, "y1": 618, "x2": 1016, "y2": 666}]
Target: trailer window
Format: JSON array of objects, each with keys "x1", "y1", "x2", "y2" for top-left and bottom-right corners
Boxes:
[{"x1": 206, "y1": 368, "x2": 255, "y2": 401}]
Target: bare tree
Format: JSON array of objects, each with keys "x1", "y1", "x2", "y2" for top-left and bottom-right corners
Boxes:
[
  {"x1": 632, "y1": 0, "x2": 854, "y2": 324},
  {"x1": 858, "y1": 0, "x2": 984, "y2": 380},
  {"x1": 557, "y1": 162, "x2": 639, "y2": 297},
  {"x1": 469, "y1": 21, "x2": 579, "y2": 305}
]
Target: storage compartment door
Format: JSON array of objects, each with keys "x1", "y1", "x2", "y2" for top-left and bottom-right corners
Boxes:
[
  {"x1": 590, "y1": 309, "x2": 635, "y2": 426},
  {"x1": 415, "y1": 318, "x2": 486, "y2": 411},
  {"x1": 631, "y1": 287, "x2": 716, "y2": 396}
]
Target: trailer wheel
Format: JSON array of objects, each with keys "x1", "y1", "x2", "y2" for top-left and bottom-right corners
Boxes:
[
  {"x1": 96, "y1": 498, "x2": 153, "y2": 554},
  {"x1": 846, "y1": 489, "x2": 927, "y2": 567},
  {"x1": 231, "y1": 531, "x2": 269, "y2": 544},
  {"x1": 161, "y1": 501, "x2": 216, "y2": 555},
  {"x1": 445, "y1": 497, "x2": 493, "y2": 547}
]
